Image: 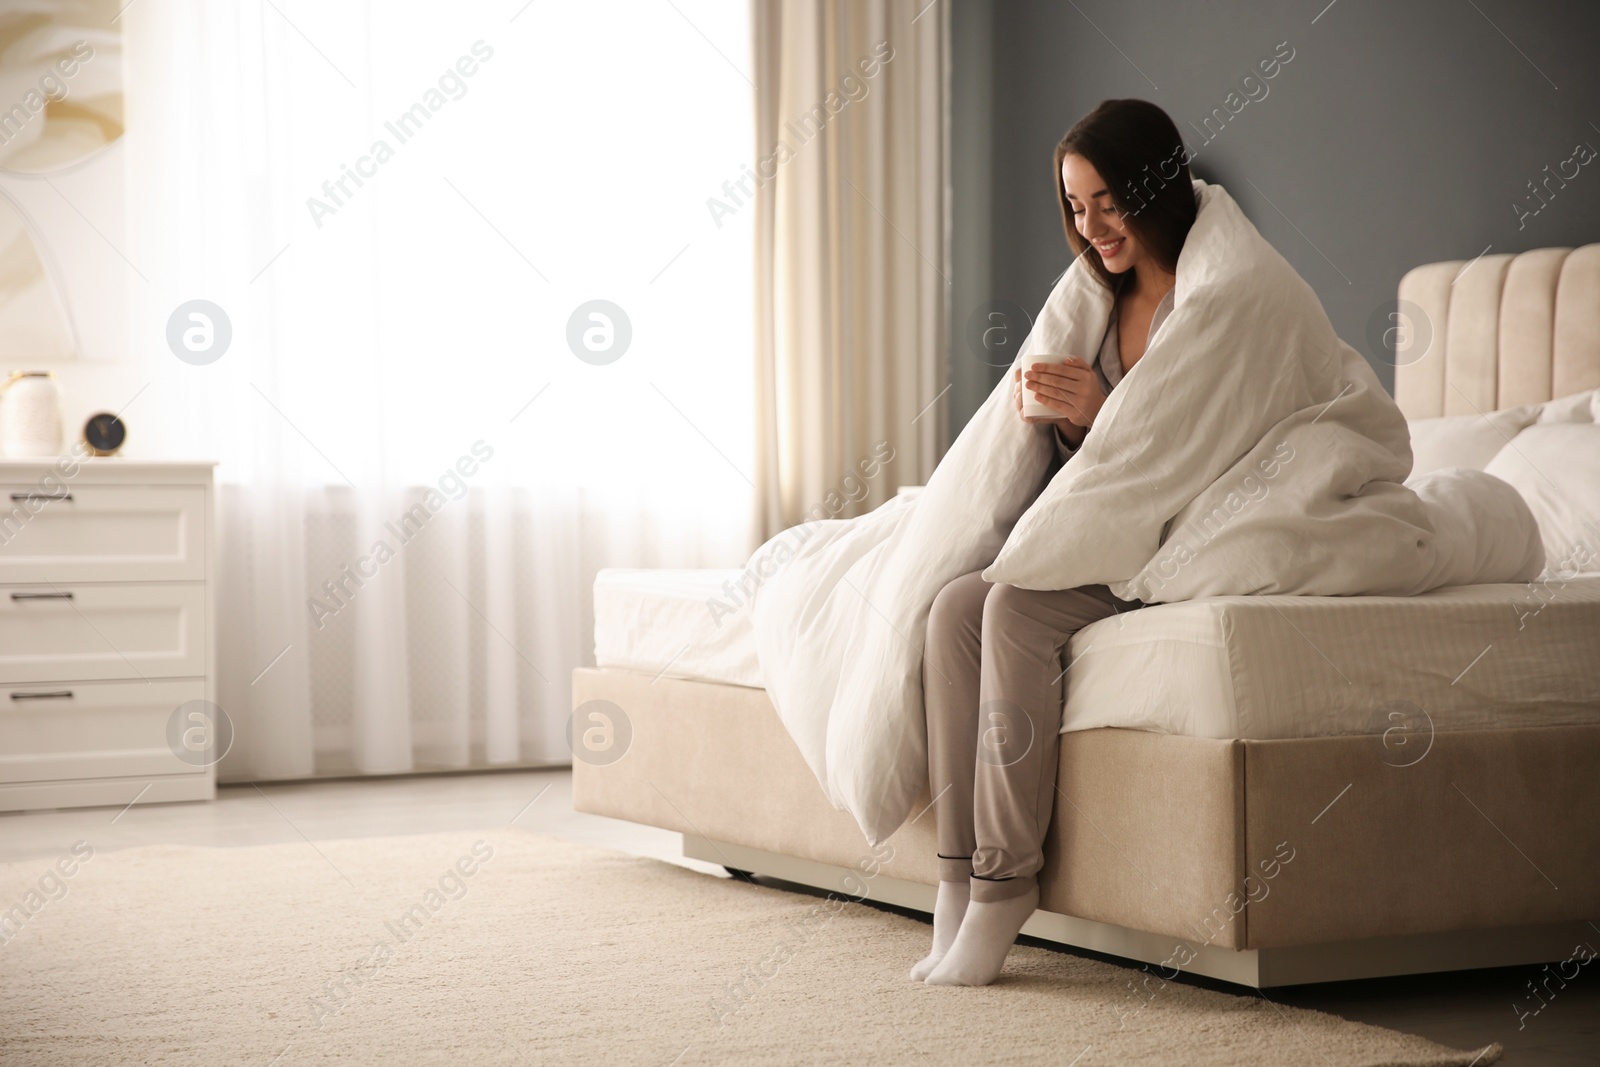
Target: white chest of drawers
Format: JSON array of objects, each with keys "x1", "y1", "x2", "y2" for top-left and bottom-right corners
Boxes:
[{"x1": 0, "y1": 459, "x2": 217, "y2": 812}]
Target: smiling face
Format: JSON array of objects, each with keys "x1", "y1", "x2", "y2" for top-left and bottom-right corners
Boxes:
[{"x1": 1060, "y1": 153, "x2": 1146, "y2": 275}]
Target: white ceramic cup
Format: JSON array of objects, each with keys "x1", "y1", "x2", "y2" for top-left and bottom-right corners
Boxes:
[{"x1": 1020, "y1": 353, "x2": 1075, "y2": 419}]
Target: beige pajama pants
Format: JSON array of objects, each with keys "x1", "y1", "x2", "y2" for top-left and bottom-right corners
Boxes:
[{"x1": 923, "y1": 571, "x2": 1142, "y2": 903}]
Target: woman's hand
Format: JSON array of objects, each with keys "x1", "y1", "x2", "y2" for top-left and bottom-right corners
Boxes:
[
  {"x1": 1012, "y1": 366, "x2": 1083, "y2": 450},
  {"x1": 1021, "y1": 359, "x2": 1107, "y2": 429}
]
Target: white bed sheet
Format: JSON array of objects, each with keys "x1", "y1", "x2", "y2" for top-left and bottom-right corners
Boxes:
[
  {"x1": 593, "y1": 569, "x2": 764, "y2": 689},
  {"x1": 594, "y1": 569, "x2": 1600, "y2": 741},
  {"x1": 1062, "y1": 578, "x2": 1600, "y2": 740}
]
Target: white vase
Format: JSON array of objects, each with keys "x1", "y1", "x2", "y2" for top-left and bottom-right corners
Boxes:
[{"x1": 1, "y1": 371, "x2": 65, "y2": 458}]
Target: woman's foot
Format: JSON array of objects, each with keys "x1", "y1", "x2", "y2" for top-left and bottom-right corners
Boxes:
[
  {"x1": 924, "y1": 884, "x2": 1038, "y2": 986},
  {"x1": 910, "y1": 880, "x2": 971, "y2": 980}
]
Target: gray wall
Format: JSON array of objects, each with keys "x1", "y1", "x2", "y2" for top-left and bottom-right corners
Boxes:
[{"x1": 947, "y1": 0, "x2": 1600, "y2": 437}]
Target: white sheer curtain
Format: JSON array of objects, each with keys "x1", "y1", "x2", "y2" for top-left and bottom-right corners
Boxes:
[{"x1": 122, "y1": 1, "x2": 757, "y2": 779}]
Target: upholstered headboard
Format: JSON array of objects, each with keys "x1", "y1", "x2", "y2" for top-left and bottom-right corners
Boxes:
[{"x1": 1393, "y1": 243, "x2": 1600, "y2": 418}]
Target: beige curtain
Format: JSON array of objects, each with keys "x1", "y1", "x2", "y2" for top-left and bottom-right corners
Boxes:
[{"x1": 751, "y1": 0, "x2": 949, "y2": 538}]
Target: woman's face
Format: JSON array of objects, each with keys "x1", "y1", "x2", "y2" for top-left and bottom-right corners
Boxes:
[{"x1": 1061, "y1": 153, "x2": 1144, "y2": 275}]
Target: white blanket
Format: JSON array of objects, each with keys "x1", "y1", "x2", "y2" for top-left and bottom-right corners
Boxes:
[{"x1": 750, "y1": 180, "x2": 1543, "y2": 845}]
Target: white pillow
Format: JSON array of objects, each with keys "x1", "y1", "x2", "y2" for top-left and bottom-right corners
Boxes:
[
  {"x1": 1535, "y1": 387, "x2": 1600, "y2": 425},
  {"x1": 1406, "y1": 388, "x2": 1600, "y2": 476},
  {"x1": 1407, "y1": 404, "x2": 1540, "y2": 476},
  {"x1": 1482, "y1": 423, "x2": 1600, "y2": 576}
]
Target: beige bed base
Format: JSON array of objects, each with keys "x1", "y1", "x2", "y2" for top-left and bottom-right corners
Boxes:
[{"x1": 571, "y1": 667, "x2": 1600, "y2": 988}]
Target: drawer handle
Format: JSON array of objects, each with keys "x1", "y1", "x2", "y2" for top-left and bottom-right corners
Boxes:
[
  {"x1": 10, "y1": 591, "x2": 74, "y2": 601},
  {"x1": 8, "y1": 492, "x2": 72, "y2": 502},
  {"x1": 10, "y1": 691, "x2": 73, "y2": 701}
]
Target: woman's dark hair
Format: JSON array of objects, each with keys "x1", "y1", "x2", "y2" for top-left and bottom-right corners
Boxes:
[{"x1": 1053, "y1": 99, "x2": 1197, "y2": 290}]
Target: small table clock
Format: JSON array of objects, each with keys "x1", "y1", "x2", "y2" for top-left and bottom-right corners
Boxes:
[{"x1": 82, "y1": 412, "x2": 127, "y2": 456}]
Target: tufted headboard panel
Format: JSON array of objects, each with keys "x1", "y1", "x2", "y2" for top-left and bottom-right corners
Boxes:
[{"x1": 1393, "y1": 243, "x2": 1600, "y2": 418}]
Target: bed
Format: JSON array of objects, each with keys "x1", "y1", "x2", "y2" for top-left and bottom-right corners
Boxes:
[{"x1": 572, "y1": 243, "x2": 1600, "y2": 987}]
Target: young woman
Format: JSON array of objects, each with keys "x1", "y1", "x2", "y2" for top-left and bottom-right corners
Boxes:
[{"x1": 915, "y1": 99, "x2": 1199, "y2": 986}]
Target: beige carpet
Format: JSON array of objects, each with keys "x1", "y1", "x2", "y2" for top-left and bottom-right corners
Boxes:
[{"x1": 0, "y1": 829, "x2": 1500, "y2": 1066}]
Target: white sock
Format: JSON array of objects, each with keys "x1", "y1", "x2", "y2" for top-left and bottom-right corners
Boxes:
[
  {"x1": 924, "y1": 883, "x2": 1038, "y2": 987},
  {"x1": 910, "y1": 880, "x2": 971, "y2": 981}
]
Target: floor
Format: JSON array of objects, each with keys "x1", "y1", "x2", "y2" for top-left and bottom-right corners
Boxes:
[{"x1": 3, "y1": 769, "x2": 1595, "y2": 1065}]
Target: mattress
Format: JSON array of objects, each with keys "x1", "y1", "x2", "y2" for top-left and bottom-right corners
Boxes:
[
  {"x1": 593, "y1": 570, "x2": 765, "y2": 689},
  {"x1": 593, "y1": 569, "x2": 1600, "y2": 741}
]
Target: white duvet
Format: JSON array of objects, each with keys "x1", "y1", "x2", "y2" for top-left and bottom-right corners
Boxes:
[{"x1": 750, "y1": 180, "x2": 1543, "y2": 845}]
